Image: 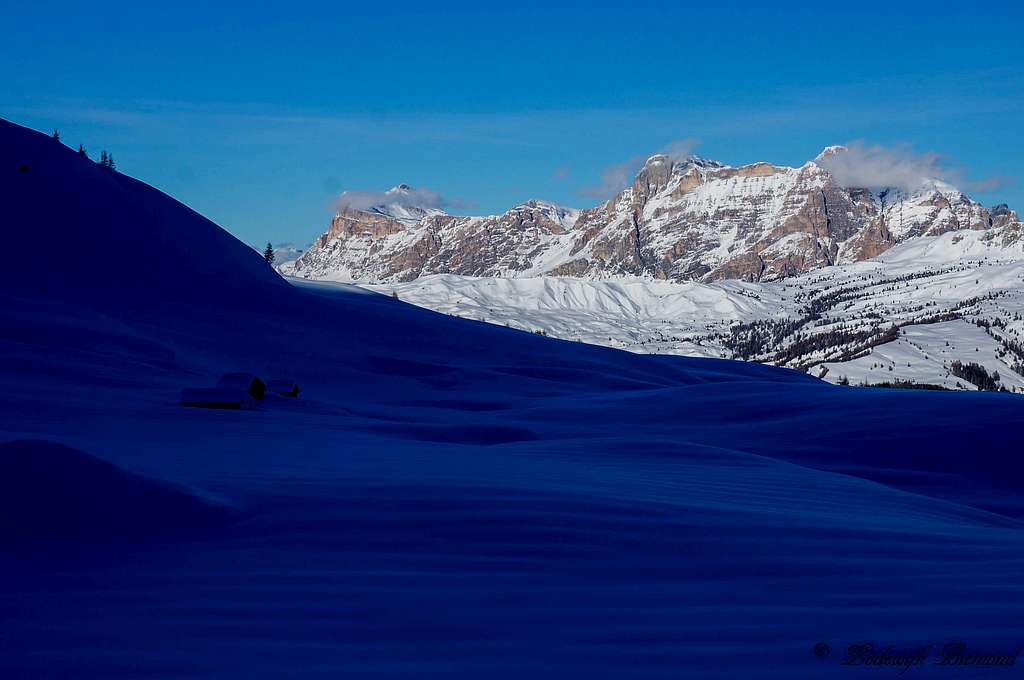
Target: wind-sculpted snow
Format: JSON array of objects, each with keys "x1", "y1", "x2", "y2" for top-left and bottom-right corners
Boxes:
[{"x1": 2, "y1": 118, "x2": 1023, "y2": 678}]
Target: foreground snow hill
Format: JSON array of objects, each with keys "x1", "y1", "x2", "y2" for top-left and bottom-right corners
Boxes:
[
  {"x1": 3, "y1": 120, "x2": 285, "y2": 307},
  {"x1": 2, "y1": 118, "x2": 1024, "y2": 678}
]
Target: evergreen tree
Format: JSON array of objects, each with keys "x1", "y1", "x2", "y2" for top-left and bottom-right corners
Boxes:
[
  {"x1": 52, "y1": 129, "x2": 60, "y2": 141},
  {"x1": 97, "y1": 151, "x2": 116, "y2": 170},
  {"x1": 263, "y1": 242, "x2": 275, "y2": 265},
  {"x1": 78, "y1": 144, "x2": 88, "y2": 158}
]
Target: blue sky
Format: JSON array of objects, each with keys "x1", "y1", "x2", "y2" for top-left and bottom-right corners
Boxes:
[{"x1": 3, "y1": 1, "x2": 1022, "y2": 246}]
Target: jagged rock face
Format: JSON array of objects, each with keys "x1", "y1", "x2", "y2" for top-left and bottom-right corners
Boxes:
[
  {"x1": 324, "y1": 209, "x2": 407, "y2": 241},
  {"x1": 988, "y1": 204, "x2": 1021, "y2": 232},
  {"x1": 283, "y1": 149, "x2": 1016, "y2": 284},
  {"x1": 286, "y1": 198, "x2": 581, "y2": 282}
]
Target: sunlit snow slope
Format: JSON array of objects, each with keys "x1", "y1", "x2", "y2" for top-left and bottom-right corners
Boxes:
[{"x1": 368, "y1": 231, "x2": 1024, "y2": 392}]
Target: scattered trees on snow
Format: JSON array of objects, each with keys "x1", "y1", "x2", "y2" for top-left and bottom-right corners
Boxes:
[{"x1": 949, "y1": 361, "x2": 1003, "y2": 391}]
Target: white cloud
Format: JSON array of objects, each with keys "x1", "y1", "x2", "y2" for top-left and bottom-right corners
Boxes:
[
  {"x1": 333, "y1": 185, "x2": 480, "y2": 215},
  {"x1": 816, "y1": 141, "x2": 941, "y2": 191},
  {"x1": 661, "y1": 137, "x2": 701, "y2": 162},
  {"x1": 334, "y1": 186, "x2": 445, "y2": 212},
  {"x1": 817, "y1": 141, "x2": 1011, "y2": 194}
]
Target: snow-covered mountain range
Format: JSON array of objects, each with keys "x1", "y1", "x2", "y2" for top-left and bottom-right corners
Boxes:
[
  {"x1": 280, "y1": 146, "x2": 1024, "y2": 391},
  {"x1": 282, "y1": 146, "x2": 1020, "y2": 284}
]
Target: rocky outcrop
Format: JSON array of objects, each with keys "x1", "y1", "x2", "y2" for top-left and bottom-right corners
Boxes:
[{"x1": 282, "y1": 148, "x2": 1019, "y2": 284}]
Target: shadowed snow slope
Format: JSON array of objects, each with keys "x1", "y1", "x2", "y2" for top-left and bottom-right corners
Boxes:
[
  {"x1": 1, "y1": 119, "x2": 1023, "y2": 679},
  {"x1": 1, "y1": 118, "x2": 287, "y2": 306},
  {"x1": 0, "y1": 440, "x2": 233, "y2": 547}
]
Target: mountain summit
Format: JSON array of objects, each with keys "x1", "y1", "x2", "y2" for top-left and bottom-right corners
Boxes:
[{"x1": 340, "y1": 184, "x2": 447, "y2": 225}]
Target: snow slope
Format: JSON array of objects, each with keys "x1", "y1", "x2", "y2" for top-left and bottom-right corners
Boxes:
[
  {"x1": 3, "y1": 118, "x2": 1024, "y2": 678},
  {"x1": 370, "y1": 229, "x2": 1024, "y2": 391},
  {"x1": 3, "y1": 119, "x2": 285, "y2": 306},
  {"x1": 374, "y1": 274, "x2": 792, "y2": 358}
]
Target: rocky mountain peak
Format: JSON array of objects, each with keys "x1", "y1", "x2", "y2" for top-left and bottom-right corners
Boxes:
[
  {"x1": 632, "y1": 154, "x2": 675, "y2": 202},
  {"x1": 642, "y1": 153, "x2": 672, "y2": 168},
  {"x1": 284, "y1": 149, "x2": 1020, "y2": 286},
  {"x1": 815, "y1": 145, "x2": 848, "y2": 161},
  {"x1": 516, "y1": 200, "x2": 581, "y2": 229}
]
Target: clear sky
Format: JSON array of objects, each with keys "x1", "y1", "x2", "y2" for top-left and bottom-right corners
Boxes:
[{"x1": 3, "y1": 1, "x2": 1022, "y2": 247}]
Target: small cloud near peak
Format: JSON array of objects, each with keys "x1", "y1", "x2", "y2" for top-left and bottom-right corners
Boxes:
[
  {"x1": 334, "y1": 185, "x2": 445, "y2": 212},
  {"x1": 816, "y1": 140, "x2": 1011, "y2": 194}
]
